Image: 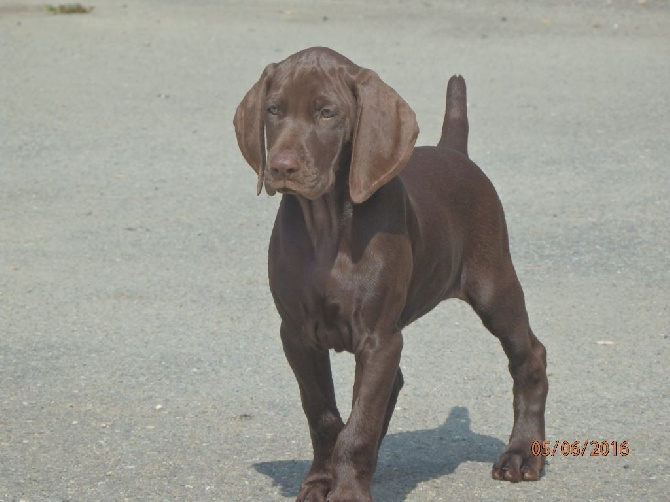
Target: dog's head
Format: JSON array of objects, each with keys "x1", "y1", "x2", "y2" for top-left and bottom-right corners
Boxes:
[{"x1": 233, "y1": 47, "x2": 419, "y2": 204}]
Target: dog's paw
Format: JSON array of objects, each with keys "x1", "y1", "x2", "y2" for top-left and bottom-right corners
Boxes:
[
  {"x1": 492, "y1": 446, "x2": 544, "y2": 482},
  {"x1": 326, "y1": 488, "x2": 372, "y2": 502},
  {"x1": 296, "y1": 478, "x2": 330, "y2": 502}
]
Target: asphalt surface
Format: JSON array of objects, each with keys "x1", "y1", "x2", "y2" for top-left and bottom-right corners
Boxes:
[{"x1": 1, "y1": 1, "x2": 668, "y2": 500}]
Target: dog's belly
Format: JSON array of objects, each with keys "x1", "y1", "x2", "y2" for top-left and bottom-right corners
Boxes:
[{"x1": 401, "y1": 261, "x2": 462, "y2": 327}]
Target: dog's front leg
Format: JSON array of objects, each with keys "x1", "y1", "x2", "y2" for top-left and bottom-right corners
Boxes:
[
  {"x1": 280, "y1": 322, "x2": 344, "y2": 502},
  {"x1": 328, "y1": 331, "x2": 403, "y2": 502}
]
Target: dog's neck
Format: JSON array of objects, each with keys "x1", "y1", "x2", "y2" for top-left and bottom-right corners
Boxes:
[
  {"x1": 295, "y1": 172, "x2": 353, "y2": 262},
  {"x1": 297, "y1": 192, "x2": 351, "y2": 251}
]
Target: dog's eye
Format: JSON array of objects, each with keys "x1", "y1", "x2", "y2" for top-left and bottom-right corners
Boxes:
[
  {"x1": 319, "y1": 108, "x2": 336, "y2": 119},
  {"x1": 267, "y1": 105, "x2": 280, "y2": 116}
]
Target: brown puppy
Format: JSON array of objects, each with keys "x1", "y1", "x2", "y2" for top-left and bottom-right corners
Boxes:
[{"x1": 234, "y1": 47, "x2": 548, "y2": 502}]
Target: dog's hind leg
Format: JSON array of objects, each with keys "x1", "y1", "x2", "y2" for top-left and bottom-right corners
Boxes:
[{"x1": 465, "y1": 264, "x2": 548, "y2": 482}]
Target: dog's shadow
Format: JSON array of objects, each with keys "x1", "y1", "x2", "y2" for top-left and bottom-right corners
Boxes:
[{"x1": 254, "y1": 406, "x2": 505, "y2": 501}]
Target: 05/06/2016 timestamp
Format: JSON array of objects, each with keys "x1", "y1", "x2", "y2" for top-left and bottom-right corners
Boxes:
[{"x1": 531, "y1": 440, "x2": 629, "y2": 457}]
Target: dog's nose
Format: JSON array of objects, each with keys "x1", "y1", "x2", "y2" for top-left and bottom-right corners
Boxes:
[{"x1": 270, "y1": 152, "x2": 300, "y2": 177}]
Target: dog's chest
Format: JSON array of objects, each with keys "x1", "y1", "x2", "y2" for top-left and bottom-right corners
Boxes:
[
  {"x1": 301, "y1": 294, "x2": 352, "y2": 352},
  {"x1": 300, "y1": 253, "x2": 359, "y2": 352},
  {"x1": 268, "y1": 244, "x2": 359, "y2": 352}
]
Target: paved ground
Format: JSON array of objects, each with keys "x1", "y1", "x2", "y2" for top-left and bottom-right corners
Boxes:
[{"x1": 1, "y1": 1, "x2": 668, "y2": 500}]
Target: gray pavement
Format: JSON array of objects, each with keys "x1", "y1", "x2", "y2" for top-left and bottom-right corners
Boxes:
[{"x1": 1, "y1": 1, "x2": 668, "y2": 500}]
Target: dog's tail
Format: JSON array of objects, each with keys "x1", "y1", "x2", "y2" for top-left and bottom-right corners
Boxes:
[{"x1": 437, "y1": 75, "x2": 469, "y2": 157}]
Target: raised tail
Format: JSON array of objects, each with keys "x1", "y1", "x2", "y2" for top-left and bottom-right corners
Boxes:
[{"x1": 437, "y1": 75, "x2": 469, "y2": 157}]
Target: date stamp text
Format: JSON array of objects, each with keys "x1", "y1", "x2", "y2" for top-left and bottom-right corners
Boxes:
[{"x1": 531, "y1": 440, "x2": 629, "y2": 457}]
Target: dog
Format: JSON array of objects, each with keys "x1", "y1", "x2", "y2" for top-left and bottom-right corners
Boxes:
[{"x1": 234, "y1": 47, "x2": 548, "y2": 501}]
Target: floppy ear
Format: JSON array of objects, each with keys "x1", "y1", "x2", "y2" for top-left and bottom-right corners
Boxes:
[
  {"x1": 233, "y1": 64, "x2": 276, "y2": 195},
  {"x1": 349, "y1": 70, "x2": 419, "y2": 204}
]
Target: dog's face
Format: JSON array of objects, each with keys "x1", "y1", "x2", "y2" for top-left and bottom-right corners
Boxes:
[
  {"x1": 234, "y1": 47, "x2": 419, "y2": 204},
  {"x1": 262, "y1": 53, "x2": 357, "y2": 199}
]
